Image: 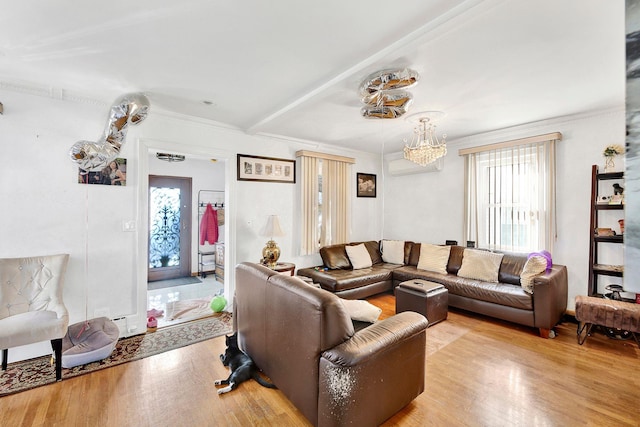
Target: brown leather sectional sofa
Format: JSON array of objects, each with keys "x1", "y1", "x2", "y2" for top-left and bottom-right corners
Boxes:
[
  {"x1": 297, "y1": 241, "x2": 568, "y2": 338},
  {"x1": 235, "y1": 262, "x2": 429, "y2": 426}
]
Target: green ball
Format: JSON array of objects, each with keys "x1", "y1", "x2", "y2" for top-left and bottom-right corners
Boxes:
[{"x1": 210, "y1": 296, "x2": 227, "y2": 313}]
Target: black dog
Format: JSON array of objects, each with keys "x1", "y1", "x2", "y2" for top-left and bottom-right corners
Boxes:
[{"x1": 214, "y1": 333, "x2": 276, "y2": 394}]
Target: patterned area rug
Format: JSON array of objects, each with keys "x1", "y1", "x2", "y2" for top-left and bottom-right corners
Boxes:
[{"x1": 0, "y1": 311, "x2": 232, "y2": 397}]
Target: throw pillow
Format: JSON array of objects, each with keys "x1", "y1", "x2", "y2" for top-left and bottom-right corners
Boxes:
[
  {"x1": 345, "y1": 243, "x2": 373, "y2": 270},
  {"x1": 417, "y1": 243, "x2": 451, "y2": 274},
  {"x1": 340, "y1": 299, "x2": 382, "y2": 323},
  {"x1": 381, "y1": 240, "x2": 405, "y2": 264},
  {"x1": 457, "y1": 249, "x2": 504, "y2": 283},
  {"x1": 520, "y1": 255, "x2": 548, "y2": 294}
]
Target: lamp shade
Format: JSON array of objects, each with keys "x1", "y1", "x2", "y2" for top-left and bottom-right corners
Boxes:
[{"x1": 261, "y1": 215, "x2": 285, "y2": 239}]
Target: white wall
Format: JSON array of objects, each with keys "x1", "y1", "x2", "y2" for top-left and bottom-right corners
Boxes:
[{"x1": 383, "y1": 108, "x2": 627, "y2": 310}]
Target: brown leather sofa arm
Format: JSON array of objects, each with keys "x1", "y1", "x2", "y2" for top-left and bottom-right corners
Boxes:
[
  {"x1": 532, "y1": 264, "x2": 568, "y2": 337},
  {"x1": 318, "y1": 312, "x2": 428, "y2": 426}
]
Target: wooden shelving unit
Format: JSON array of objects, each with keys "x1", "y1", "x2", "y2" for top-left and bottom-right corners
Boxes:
[{"x1": 587, "y1": 165, "x2": 624, "y2": 296}]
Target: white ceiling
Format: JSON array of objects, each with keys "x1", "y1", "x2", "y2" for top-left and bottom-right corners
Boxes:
[{"x1": 0, "y1": 0, "x2": 625, "y2": 154}]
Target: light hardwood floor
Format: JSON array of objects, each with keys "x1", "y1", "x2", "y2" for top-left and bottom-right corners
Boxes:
[{"x1": 1, "y1": 293, "x2": 639, "y2": 426}]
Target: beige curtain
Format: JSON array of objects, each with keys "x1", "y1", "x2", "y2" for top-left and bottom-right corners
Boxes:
[
  {"x1": 461, "y1": 133, "x2": 560, "y2": 253},
  {"x1": 300, "y1": 156, "x2": 320, "y2": 255},
  {"x1": 320, "y1": 159, "x2": 350, "y2": 247},
  {"x1": 297, "y1": 151, "x2": 353, "y2": 255}
]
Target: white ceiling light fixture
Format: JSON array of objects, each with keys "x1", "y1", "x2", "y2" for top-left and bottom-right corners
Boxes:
[
  {"x1": 403, "y1": 111, "x2": 447, "y2": 167},
  {"x1": 156, "y1": 152, "x2": 185, "y2": 162}
]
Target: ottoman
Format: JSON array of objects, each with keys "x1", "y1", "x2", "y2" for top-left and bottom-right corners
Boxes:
[
  {"x1": 396, "y1": 279, "x2": 448, "y2": 326},
  {"x1": 575, "y1": 295, "x2": 640, "y2": 347}
]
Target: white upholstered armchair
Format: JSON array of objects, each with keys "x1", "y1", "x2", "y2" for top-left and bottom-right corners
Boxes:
[{"x1": 0, "y1": 254, "x2": 70, "y2": 381}]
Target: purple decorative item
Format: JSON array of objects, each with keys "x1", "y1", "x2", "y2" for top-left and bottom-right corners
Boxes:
[{"x1": 529, "y1": 250, "x2": 552, "y2": 272}]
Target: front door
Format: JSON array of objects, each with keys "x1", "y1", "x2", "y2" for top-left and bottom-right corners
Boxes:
[{"x1": 148, "y1": 175, "x2": 192, "y2": 282}]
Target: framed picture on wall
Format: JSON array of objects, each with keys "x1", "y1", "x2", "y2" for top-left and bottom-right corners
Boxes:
[
  {"x1": 357, "y1": 173, "x2": 376, "y2": 198},
  {"x1": 237, "y1": 154, "x2": 296, "y2": 183},
  {"x1": 77, "y1": 158, "x2": 127, "y2": 186}
]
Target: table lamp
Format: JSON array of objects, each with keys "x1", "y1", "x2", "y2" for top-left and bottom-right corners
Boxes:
[{"x1": 261, "y1": 215, "x2": 285, "y2": 268}]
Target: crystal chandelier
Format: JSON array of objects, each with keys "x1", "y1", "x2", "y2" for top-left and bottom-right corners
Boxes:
[{"x1": 403, "y1": 116, "x2": 447, "y2": 166}]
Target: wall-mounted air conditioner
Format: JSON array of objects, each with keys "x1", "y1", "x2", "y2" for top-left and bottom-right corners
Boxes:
[{"x1": 387, "y1": 157, "x2": 443, "y2": 176}]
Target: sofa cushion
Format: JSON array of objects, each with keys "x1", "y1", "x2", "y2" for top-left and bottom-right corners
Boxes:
[
  {"x1": 305, "y1": 265, "x2": 395, "y2": 293},
  {"x1": 381, "y1": 240, "x2": 405, "y2": 264},
  {"x1": 363, "y1": 241, "x2": 383, "y2": 265},
  {"x1": 445, "y1": 245, "x2": 465, "y2": 274},
  {"x1": 417, "y1": 244, "x2": 451, "y2": 274},
  {"x1": 320, "y1": 244, "x2": 352, "y2": 269},
  {"x1": 345, "y1": 244, "x2": 373, "y2": 270},
  {"x1": 497, "y1": 252, "x2": 528, "y2": 285},
  {"x1": 520, "y1": 255, "x2": 548, "y2": 294},
  {"x1": 457, "y1": 249, "x2": 504, "y2": 283}
]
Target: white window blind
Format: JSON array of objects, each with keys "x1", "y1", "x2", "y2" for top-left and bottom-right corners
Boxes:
[{"x1": 460, "y1": 132, "x2": 561, "y2": 253}]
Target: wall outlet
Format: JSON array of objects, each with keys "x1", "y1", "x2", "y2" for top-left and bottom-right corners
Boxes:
[{"x1": 94, "y1": 308, "x2": 110, "y2": 318}]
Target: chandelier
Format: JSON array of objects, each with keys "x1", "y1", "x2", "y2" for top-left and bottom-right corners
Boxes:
[{"x1": 403, "y1": 114, "x2": 447, "y2": 167}]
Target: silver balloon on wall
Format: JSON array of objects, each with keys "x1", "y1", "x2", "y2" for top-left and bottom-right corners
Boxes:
[{"x1": 69, "y1": 93, "x2": 150, "y2": 171}]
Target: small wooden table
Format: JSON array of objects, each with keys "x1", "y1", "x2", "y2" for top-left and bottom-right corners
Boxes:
[{"x1": 270, "y1": 262, "x2": 295, "y2": 276}]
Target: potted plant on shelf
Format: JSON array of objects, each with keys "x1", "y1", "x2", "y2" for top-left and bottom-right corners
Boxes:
[{"x1": 603, "y1": 144, "x2": 624, "y2": 173}]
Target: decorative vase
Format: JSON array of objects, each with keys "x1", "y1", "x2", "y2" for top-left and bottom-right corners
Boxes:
[{"x1": 604, "y1": 156, "x2": 616, "y2": 173}]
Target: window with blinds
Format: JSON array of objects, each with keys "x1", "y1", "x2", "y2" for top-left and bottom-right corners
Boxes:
[{"x1": 460, "y1": 132, "x2": 561, "y2": 253}]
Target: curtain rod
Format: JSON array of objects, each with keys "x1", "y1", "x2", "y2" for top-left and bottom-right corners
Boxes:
[{"x1": 458, "y1": 132, "x2": 562, "y2": 156}]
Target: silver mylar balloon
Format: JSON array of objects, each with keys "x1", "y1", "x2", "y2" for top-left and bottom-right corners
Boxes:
[
  {"x1": 69, "y1": 140, "x2": 118, "y2": 171},
  {"x1": 361, "y1": 104, "x2": 411, "y2": 119},
  {"x1": 69, "y1": 93, "x2": 150, "y2": 171},
  {"x1": 361, "y1": 90, "x2": 413, "y2": 108},
  {"x1": 103, "y1": 93, "x2": 150, "y2": 150},
  {"x1": 359, "y1": 68, "x2": 419, "y2": 96}
]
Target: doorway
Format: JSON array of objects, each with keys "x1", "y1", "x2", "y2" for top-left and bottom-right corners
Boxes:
[{"x1": 148, "y1": 175, "x2": 192, "y2": 282}]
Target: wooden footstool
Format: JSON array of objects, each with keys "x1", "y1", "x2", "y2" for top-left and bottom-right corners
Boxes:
[
  {"x1": 396, "y1": 280, "x2": 448, "y2": 327},
  {"x1": 575, "y1": 295, "x2": 640, "y2": 347}
]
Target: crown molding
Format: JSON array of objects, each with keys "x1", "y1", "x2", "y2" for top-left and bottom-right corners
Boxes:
[{"x1": 0, "y1": 79, "x2": 108, "y2": 106}]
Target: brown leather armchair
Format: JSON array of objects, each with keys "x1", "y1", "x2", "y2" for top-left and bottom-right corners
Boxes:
[{"x1": 235, "y1": 262, "x2": 428, "y2": 427}]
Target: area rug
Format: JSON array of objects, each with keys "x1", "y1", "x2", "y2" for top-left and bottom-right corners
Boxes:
[
  {"x1": 0, "y1": 311, "x2": 232, "y2": 397},
  {"x1": 147, "y1": 275, "x2": 202, "y2": 291},
  {"x1": 165, "y1": 296, "x2": 215, "y2": 321}
]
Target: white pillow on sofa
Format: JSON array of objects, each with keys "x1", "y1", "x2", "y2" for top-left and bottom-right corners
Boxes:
[
  {"x1": 381, "y1": 240, "x2": 405, "y2": 264},
  {"x1": 417, "y1": 243, "x2": 451, "y2": 274},
  {"x1": 345, "y1": 244, "x2": 373, "y2": 269},
  {"x1": 457, "y1": 249, "x2": 504, "y2": 283},
  {"x1": 520, "y1": 255, "x2": 548, "y2": 294},
  {"x1": 340, "y1": 298, "x2": 382, "y2": 323}
]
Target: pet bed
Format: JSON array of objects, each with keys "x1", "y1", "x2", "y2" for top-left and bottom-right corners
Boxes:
[{"x1": 61, "y1": 317, "x2": 120, "y2": 368}]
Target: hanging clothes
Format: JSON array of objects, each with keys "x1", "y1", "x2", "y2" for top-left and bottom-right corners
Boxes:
[{"x1": 200, "y1": 203, "x2": 219, "y2": 245}]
